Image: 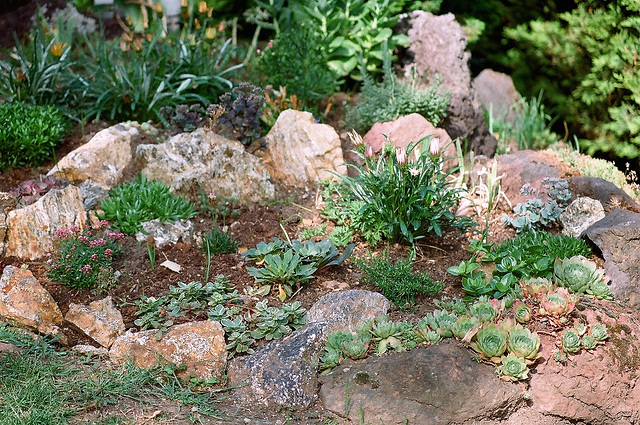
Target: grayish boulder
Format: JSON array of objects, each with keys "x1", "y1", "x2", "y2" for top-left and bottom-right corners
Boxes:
[
  {"x1": 472, "y1": 69, "x2": 520, "y2": 123},
  {"x1": 305, "y1": 290, "x2": 390, "y2": 334},
  {"x1": 569, "y1": 176, "x2": 640, "y2": 213},
  {"x1": 583, "y1": 209, "x2": 640, "y2": 308},
  {"x1": 559, "y1": 197, "x2": 605, "y2": 238},
  {"x1": 227, "y1": 322, "x2": 327, "y2": 408},
  {"x1": 78, "y1": 179, "x2": 108, "y2": 211},
  {"x1": 135, "y1": 219, "x2": 194, "y2": 248},
  {"x1": 319, "y1": 343, "x2": 523, "y2": 424}
]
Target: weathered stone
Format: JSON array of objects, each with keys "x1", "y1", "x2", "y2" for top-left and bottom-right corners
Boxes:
[
  {"x1": 404, "y1": 11, "x2": 497, "y2": 157},
  {"x1": 569, "y1": 176, "x2": 640, "y2": 213},
  {"x1": 5, "y1": 185, "x2": 86, "y2": 260},
  {"x1": 496, "y1": 150, "x2": 562, "y2": 207},
  {"x1": 559, "y1": 197, "x2": 605, "y2": 238},
  {"x1": 137, "y1": 128, "x2": 274, "y2": 203},
  {"x1": 71, "y1": 344, "x2": 109, "y2": 357},
  {"x1": 109, "y1": 320, "x2": 226, "y2": 381},
  {"x1": 78, "y1": 179, "x2": 108, "y2": 211},
  {"x1": 472, "y1": 69, "x2": 520, "y2": 123},
  {"x1": 362, "y1": 114, "x2": 458, "y2": 170},
  {"x1": 228, "y1": 322, "x2": 327, "y2": 408},
  {"x1": 65, "y1": 296, "x2": 125, "y2": 349},
  {"x1": 583, "y1": 209, "x2": 640, "y2": 308},
  {"x1": 319, "y1": 342, "x2": 523, "y2": 424},
  {"x1": 0, "y1": 265, "x2": 63, "y2": 337},
  {"x1": 135, "y1": 219, "x2": 193, "y2": 248},
  {"x1": 0, "y1": 192, "x2": 18, "y2": 257},
  {"x1": 305, "y1": 290, "x2": 390, "y2": 334},
  {"x1": 48, "y1": 123, "x2": 139, "y2": 189},
  {"x1": 262, "y1": 110, "x2": 347, "y2": 188}
]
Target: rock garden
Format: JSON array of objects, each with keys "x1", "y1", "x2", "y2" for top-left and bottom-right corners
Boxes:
[{"x1": 1, "y1": 1, "x2": 640, "y2": 424}]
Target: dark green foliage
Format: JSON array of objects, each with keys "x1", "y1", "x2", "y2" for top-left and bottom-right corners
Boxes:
[
  {"x1": 257, "y1": 26, "x2": 339, "y2": 110},
  {"x1": 0, "y1": 102, "x2": 66, "y2": 171},
  {"x1": 201, "y1": 228, "x2": 239, "y2": 256},
  {"x1": 355, "y1": 252, "x2": 443, "y2": 308},
  {"x1": 210, "y1": 82, "x2": 266, "y2": 147},
  {"x1": 160, "y1": 104, "x2": 208, "y2": 133},
  {"x1": 99, "y1": 175, "x2": 197, "y2": 236}
]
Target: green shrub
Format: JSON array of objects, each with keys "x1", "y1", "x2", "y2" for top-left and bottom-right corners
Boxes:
[
  {"x1": 355, "y1": 252, "x2": 443, "y2": 308},
  {"x1": 0, "y1": 102, "x2": 66, "y2": 171},
  {"x1": 99, "y1": 174, "x2": 197, "y2": 235},
  {"x1": 201, "y1": 228, "x2": 239, "y2": 256},
  {"x1": 346, "y1": 60, "x2": 449, "y2": 134}
]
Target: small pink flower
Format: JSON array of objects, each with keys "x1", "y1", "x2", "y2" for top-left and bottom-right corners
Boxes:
[
  {"x1": 80, "y1": 264, "x2": 92, "y2": 274},
  {"x1": 396, "y1": 147, "x2": 407, "y2": 165},
  {"x1": 80, "y1": 236, "x2": 89, "y2": 244},
  {"x1": 104, "y1": 248, "x2": 113, "y2": 257},
  {"x1": 90, "y1": 254, "x2": 98, "y2": 261},
  {"x1": 364, "y1": 144, "x2": 374, "y2": 158},
  {"x1": 267, "y1": 41, "x2": 273, "y2": 48},
  {"x1": 46, "y1": 259, "x2": 52, "y2": 265},
  {"x1": 429, "y1": 137, "x2": 441, "y2": 156}
]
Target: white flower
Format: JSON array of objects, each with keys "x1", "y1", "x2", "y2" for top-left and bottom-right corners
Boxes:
[
  {"x1": 430, "y1": 137, "x2": 441, "y2": 156},
  {"x1": 409, "y1": 167, "x2": 422, "y2": 176},
  {"x1": 396, "y1": 147, "x2": 407, "y2": 165}
]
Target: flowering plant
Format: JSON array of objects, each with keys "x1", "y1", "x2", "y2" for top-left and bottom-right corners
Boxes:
[{"x1": 45, "y1": 221, "x2": 125, "y2": 290}]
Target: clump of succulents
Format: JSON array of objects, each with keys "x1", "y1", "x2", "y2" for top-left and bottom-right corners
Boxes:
[
  {"x1": 451, "y1": 315, "x2": 481, "y2": 340},
  {"x1": 554, "y1": 256, "x2": 612, "y2": 300},
  {"x1": 9, "y1": 174, "x2": 69, "y2": 208},
  {"x1": 497, "y1": 353, "x2": 529, "y2": 381},
  {"x1": 512, "y1": 300, "x2": 532, "y2": 323},
  {"x1": 521, "y1": 277, "x2": 553, "y2": 298},
  {"x1": 507, "y1": 322, "x2": 541, "y2": 363},
  {"x1": 469, "y1": 297, "x2": 501, "y2": 323},
  {"x1": 424, "y1": 309, "x2": 458, "y2": 338},
  {"x1": 539, "y1": 287, "x2": 577, "y2": 319},
  {"x1": 590, "y1": 323, "x2": 608, "y2": 342},
  {"x1": 370, "y1": 316, "x2": 407, "y2": 355},
  {"x1": 470, "y1": 322, "x2": 509, "y2": 363},
  {"x1": 414, "y1": 319, "x2": 442, "y2": 344}
]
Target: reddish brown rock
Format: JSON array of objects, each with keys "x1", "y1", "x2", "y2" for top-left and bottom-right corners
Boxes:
[
  {"x1": 109, "y1": 321, "x2": 226, "y2": 381},
  {"x1": 65, "y1": 296, "x2": 125, "y2": 349},
  {"x1": 0, "y1": 265, "x2": 63, "y2": 337}
]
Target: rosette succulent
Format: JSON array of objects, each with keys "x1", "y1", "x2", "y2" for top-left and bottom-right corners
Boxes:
[
  {"x1": 554, "y1": 256, "x2": 607, "y2": 294},
  {"x1": 561, "y1": 328, "x2": 581, "y2": 354},
  {"x1": 469, "y1": 297, "x2": 501, "y2": 323},
  {"x1": 452, "y1": 315, "x2": 481, "y2": 340},
  {"x1": 320, "y1": 348, "x2": 342, "y2": 371},
  {"x1": 586, "y1": 279, "x2": 614, "y2": 300},
  {"x1": 581, "y1": 334, "x2": 597, "y2": 350},
  {"x1": 341, "y1": 339, "x2": 369, "y2": 359},
  {"x1": 414, "y1": 319, "x2": 442, "y2": 344},
  {"x1": 513, "y1": 300, "x2": 532, "y2": 323},
  {"x1": 507, "y1": 323, "x2": 541, "y2": 362},
  {"x1": 590, "y1": 323, "x2": 608, "y2": 342},
  {"x1": 521, "y1": 277, "x2": 552, "y2": 298},
  {"x1": 471, "y1": 323, "x2": 509, "y2": 362},
  {"x1": 497, "y1": 353, "x2": 529, "y2": 381},
  {"x1": 540, "y1": 287, "x2": 577, "y2": 318},
  {"x1": 371, "y1": 316, "x2": 405, "y2": 355},
  {"x1": 425, "y1": 310, "x2": 458, "y2": 338}
]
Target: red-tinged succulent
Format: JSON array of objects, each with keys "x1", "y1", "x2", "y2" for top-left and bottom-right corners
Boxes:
[{"x1": 539, "y1": 287, "x2": 577, "y2": 318}]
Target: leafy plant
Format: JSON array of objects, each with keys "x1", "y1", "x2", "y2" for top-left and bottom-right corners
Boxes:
[
  {"x1": 45, "y1": 222, "x2": 125, "y2": 290},
  {"x1": 250, "y1": 300, "x2": 306, "y2": 340},
  {"x1": 507, "y1": 323, "x2": 541, "y2": 362},
  {"x1": 208, "y1": 82, "x2": 266, "y2": 147},
  {"x1": 0, "y1": 102, "x2": 67, "y2": 171},
  {"x1": 561, "y1": 328, "x2": 581, "y2": 354},
  {"x1": 243, "y1": 238, "x2": 288, "y2": 263},
  {"x1": 99, "y1": 174, "x2": 197, "y2": 236},
  {"x1": 160, "y1": 104, "x2": 208, "y2": 133},
  {"x1": 539, "y1": 287, "x2": 577, "y2": 319},
  {"x1": 503, "y1": 178, "x2": 571, "y2": 232},
  {"x1": 8, "y1": 174, "x2": 69, "y2": 208},
  {"x1": 246, "y1": 250, "x2": 318, "y2": 301},
  {"x1": 497, "y1": 353, "x2": 529, "y2": 381},
  {"x1": 554, "y1": 255, "x2": 612, "y2": 299},
  {"x1": 451, "y1": 315, "x2": 481, "y2": 339},
  {"x1": 470, "y1": 322, "x2": 508, "y2": 362},
  {"x1": 201, "y1": 228, "x2": 238, "y2": 256},
  {"x1": 355, "y1": 252, "x2": 443, "y2": 309},
  {"x1": 469, "y1": 297, "x2": 501, "y2": 323},
  {"x1": 324, "y1": 137, "x2": 474, "y2": 245},
  {"x1": 590, "y1": 323, "x2": 608, "y2": 342},
  {"x1": 197, "y1": 190, "x2": 246, "y2": 224},
  {"x1": 290, "y1": 239, "x2": 355, "y2": 271},
  {"x1": 512, "y1": 300, "x2": 532, "y2": 324},
  {"x1": 345, "y1": 60, "x2": 450, "y2": 134}
]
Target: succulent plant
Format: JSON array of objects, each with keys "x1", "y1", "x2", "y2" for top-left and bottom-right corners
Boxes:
[
  {"x1": 471, "y1": 323, "x2": 509, "y2": 362},
  {"x1": 554, "y1": 350, "x2": 568, "y2": 363},
  {"x1": 469, "y1": 297, "x2": 501, "y2": 323},
  {"x1": 581, "y1": 334, "x2": 597, "y2": 350},
  {"x1": 513, "y1": 300, "x2": 532, "y2": 323},
  {"x1": 561, "y1": 328, "x2": 581, "y2": 354},
  {"x1": 540, "y1": 287, "x2": 577, "y2": 318},
  {"x1": 9, "y1": 174, "x2": 69, "y2": 207},
  {"x1": 497, "y1": 353, "x2": 529, "y2": 381},
  {"x1": 520, "y1": 277, "x2": 552, "y2": 298},
  {"x1": 574, "y1": 322, "x2": 588, "y2": 336},
  {"x1": 320, "y1": 347, "x2": 342, "y2": 371},
  {"x1": 554, "y1": 255, "x2": 607, "y2": 294},
  {"x1": 341, "y1": 339, "x2": 369, "y2": 360},
  {"x1": 424, "y1": 329, "x2": 442, "y2": 344},
  {"x1": 371, "y1": 316, "x2": 405, "y2": 355},
  {"x1": 586, "y1": 279, "x2": 614, "y2": 300},
  {"x1": 371, "y1": 316, "x2": 399, "y2": 340},
  {"x1": 590, "y1": 323, "x2": 608, "y2": 342},
  {"x1": 452, "y1": 315, "x2": 481, "y2": 340},
  {"x1": 507, "y1": 323, "x2": 541, "y2": 362},
  {"x1": 425, "y1": 309, "x2": 458, "y2": 338}
]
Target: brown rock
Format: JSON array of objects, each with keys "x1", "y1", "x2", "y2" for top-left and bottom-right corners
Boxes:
[
  {"x1": 472, "y1": 69, "x2": 520, "y2": 123},
  {"x1": 65, "y1": 296, "x2": 125, "y2": 349},
  {"x1": 5, "y1": 185, "x2": 86, "y2": 260},
  {"x1": 496, "y1": 150, "x2": 562, "y2": 207},
  {"x1": 0, "y1": 265, "x2": 63, "y2": 337},
  {"x1": 109, "y1": 321, "x2": 226, "y2": 381}
]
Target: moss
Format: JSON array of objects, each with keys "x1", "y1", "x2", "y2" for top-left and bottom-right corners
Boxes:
[{"x1": 606, "y1": 323, "x2": 640, "y2": 378}]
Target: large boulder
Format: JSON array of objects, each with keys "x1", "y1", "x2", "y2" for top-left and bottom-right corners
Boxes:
[
  {"x1": 319, "y1": 342, "x2": 523, "y2": 424},
  {"x1": 65, "y1": 296, "x2": 125, "y2": 349},
  {"x1": 4, "y1": 185, "x2": 86, "y2": 260},
  {"x1": 262, "y1": 110, "x2": 347, "y2": 188},
  {"x1": 47, "y1": 123, "x2": 139, "y2": 189},
  {"x1": 404, "y1": 12, "x2": 496, "y2": 157},
  {"x1": 137, "y1": 128, "x2": 274, "y2": 203},
  {"x1": 496, "y1": 150, "x2": 562, "y2": 207},
  {"x1": 472, "y1": 69, "x2": 520, "y2": 123},
  {"x1": 569, "y1": 176, "x2": 640, "y2": 213},
  {"x1": 583, "y1": 209, "x2": 640, "y2": 308},
  {"x1": 109, "y1": 320, "x2": 226, "y2": 381},
  {"x1": 0, "y1": 265, "x2": 63, "y2": 337},
  {"x1": 0, "y1": 192, "x2": 17, "y2": 257}
]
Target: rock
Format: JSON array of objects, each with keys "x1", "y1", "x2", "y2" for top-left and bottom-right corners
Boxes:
[
  {"x1": 4, "y1": 185, "x2": 87, "y2": 260},
  {"x1": 47, "y1": 123, "x2": 139, "y2": 189},
  {"x1": 362, "y1": 114, "x2": 458, "y2": 170},
  {"x1": 227, "y1": 322, "x2": 327, "y2": 408},
  {"x1": 137, "y1": 128, "x2": 274, "y2": 203},
  {"x1": 319, "y1": 342, "x2": 523, "y2": 424},
  {"x1": 262, "y1": 110, "x2": 347, "y2": 188},
  {"x1": 569, "y1": 176, "x2": 640, "y2": 213},
  {"x1": 78, "y1": 179, "x2": 108, "y2": 211},
  {"x1": 135, "y1": 219, "x2": 193, "y2": 248},
  {"x1": 0, "y1": 266, "x2": 63, "y2": 337},
  {"x1": 71, "y1": 344, "x2": 109, "y2": 357},
  {"x1": 404, "y1": 12, "x2": 496, "y2": 157},
  {"x1": 305, "y1": 290, "x2": 390, "y2": 334},
  {"x1": 0, "y1": 192, "x2": 17, "y2": 257},
  {"x1": 583, "y1": 209, "x2": 640, "y2": 308},
  {"x1": 559, "y1": 197, "x2": 605, "y2": 238},
  {"x1": 472, "y1": 69, "x2": 520, "y2": 123},
  {"x1": 109, "y1": 320, "x2": 226, "y2": 381},
  {"x1": 0, "y1": 341, "x2": 20, "y2": 355},
  {"x1": 529, "y1": 308, "x2": 640, "y2": 424},
  {"x1": 496, "y1": 150, "x2": 562, "y2": 207},
  {"x1": 65, "y1": 296, "x2": 125, "y2": 349}
]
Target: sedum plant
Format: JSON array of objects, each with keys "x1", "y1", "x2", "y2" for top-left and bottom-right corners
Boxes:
[{"x1": 554, "y1": 255, "x2": 612, "y2": 299}]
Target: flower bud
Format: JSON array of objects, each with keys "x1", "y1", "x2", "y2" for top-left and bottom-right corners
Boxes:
[
  {"x1": 396, "y1": 147, "x2": 407, "y2": 165},
  {"x1": 198, "y1": 1, "x2": 208, "y2": 14},
  {"x1": 429, "y1": 137, "x2": 440, "y2": 156},
  {"x1": 365, "y1": 144, "x2": 374, "y2": 158}
]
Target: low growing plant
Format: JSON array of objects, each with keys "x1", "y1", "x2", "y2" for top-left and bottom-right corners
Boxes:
[
  {"x1": 554, "y1": 255, "x2": 612, "y2": 300},
  {"x1": 99, "y1": 174, "x2": 197, "y2": 236},
  {"x1": 45, "y1": 221, "x2": 125, "y2": 290},
  {"x1": 503, "y1": 178, "x2": 571, "y2": 233},
  {"x1": 8, "y1": 174, "x2": 69, "y2": 208}
]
